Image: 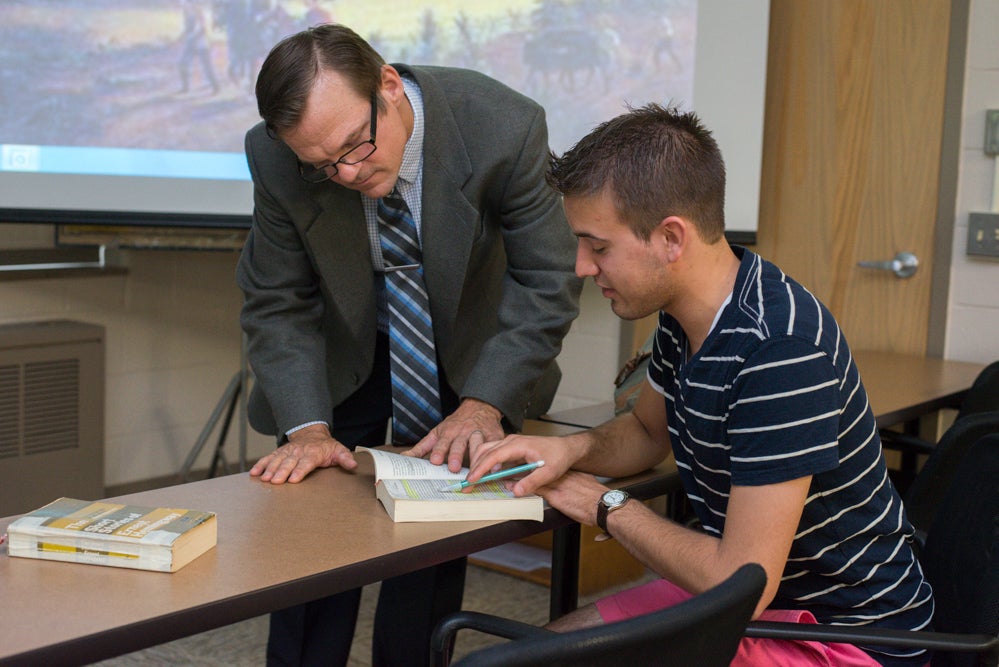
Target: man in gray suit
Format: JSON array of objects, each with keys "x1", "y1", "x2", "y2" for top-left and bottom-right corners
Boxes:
[{"x1": 235, "y1": 23, "x2": 581, "y2": 667}]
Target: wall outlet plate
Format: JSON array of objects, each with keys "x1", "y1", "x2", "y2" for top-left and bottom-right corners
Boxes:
[{"x1": 967, "y1": 212, "x2": 999, "y2": 258}]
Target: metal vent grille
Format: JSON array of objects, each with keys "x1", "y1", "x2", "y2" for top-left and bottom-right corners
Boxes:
[
  {"x1": 24, "y1": 359, "x2": 80, "y2": 454},
  {"x1": 0, "y1": 320, "x2": 104, "y2": 517},
  {"x1": 0, "y1": 364, "x2": 18, "y2": 459},
  {"x1": 0, "y1": 359, "x2": 80, "y2": 458}
]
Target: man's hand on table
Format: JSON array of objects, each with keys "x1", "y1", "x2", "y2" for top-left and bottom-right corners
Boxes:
[{"x1": 249, "y1": 423, "x2": 357, "y2": 484}]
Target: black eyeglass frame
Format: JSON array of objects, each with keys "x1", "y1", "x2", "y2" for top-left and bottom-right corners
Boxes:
[{"x1": 298, "y1": 94, "x2": 378, "y2": 183}]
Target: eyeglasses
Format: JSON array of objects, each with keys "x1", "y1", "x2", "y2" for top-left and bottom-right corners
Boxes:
[{"x1": 298, "y1": 94, "x2": 378, "y2": 183}]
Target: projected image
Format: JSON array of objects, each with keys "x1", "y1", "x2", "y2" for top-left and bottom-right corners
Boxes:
[{"x1": 0, "y1": 0, "x2": 695, "y2": 183}]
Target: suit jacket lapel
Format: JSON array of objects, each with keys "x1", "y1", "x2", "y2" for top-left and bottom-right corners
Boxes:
[
  {"x1": 306, "y1": 184, "x2": 378, "y2": 338},
  {"x1": 404, "y1": 66, "x2": 476, "y2": 334}
]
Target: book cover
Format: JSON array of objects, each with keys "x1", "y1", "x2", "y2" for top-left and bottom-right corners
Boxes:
[
  {"x1": 6, "y1": 497, "x2": 217, "y2": 572},
  {"x1": 356, "y1": 447, "x2": 543, "y2": 523}
]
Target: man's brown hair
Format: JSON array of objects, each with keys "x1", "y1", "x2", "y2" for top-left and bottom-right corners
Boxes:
[
  {"x1": 547, "y1": 103, "x2": 726, "y2": 243},
  {"x1": 255, "y1": 24, "x2": 385, "y2": 137}
]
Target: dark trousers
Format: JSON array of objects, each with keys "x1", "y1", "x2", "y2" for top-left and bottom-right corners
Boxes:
[{"x1": 267, "y1": 333, "x2": 465, "y2": 667}]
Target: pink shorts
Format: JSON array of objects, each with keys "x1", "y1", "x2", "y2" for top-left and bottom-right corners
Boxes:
[{"x1": 595, "y1": 578, "x2": 888, "y2": 667}]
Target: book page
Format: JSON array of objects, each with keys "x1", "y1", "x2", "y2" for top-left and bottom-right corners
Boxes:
[
  {"x1": 356, "y1": 447, "x2": 465, "y2": 483},
  {"x1": 380, "y1": 478, "x2": 521, "y2": 501}
]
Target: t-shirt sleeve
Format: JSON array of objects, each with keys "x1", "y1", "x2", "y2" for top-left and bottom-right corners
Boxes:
[{"x1": 727, "y1": 337, "x2": 842, "y2": 486}]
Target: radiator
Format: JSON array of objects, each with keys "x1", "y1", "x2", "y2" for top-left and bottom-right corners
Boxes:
[{"x1": 0, "y1": 320, "x2": 104, "y2": 516}]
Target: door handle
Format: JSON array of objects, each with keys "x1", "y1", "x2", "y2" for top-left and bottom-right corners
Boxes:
[{"x1": 857, "y1": 251, "x2": 919, "y2": 279}]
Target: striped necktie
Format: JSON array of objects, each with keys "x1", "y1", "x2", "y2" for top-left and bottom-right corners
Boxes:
[{"x1": 377, "y1": 187, "x2": 443, "y2": 444}]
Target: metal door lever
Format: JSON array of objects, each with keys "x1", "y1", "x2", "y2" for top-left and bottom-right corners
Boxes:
[{"x1": 857, "y1": 251, "x2": 919, "y2": 279}]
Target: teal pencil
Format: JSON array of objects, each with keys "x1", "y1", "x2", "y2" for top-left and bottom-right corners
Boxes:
[{"x1": 443, "y1": 461, "x2": 545, "y2": 492}]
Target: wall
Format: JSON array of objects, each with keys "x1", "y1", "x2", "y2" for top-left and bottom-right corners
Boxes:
[
  {"x1": 0, "y1": 224, "x2": 273, "y2": 488},
  {"x1": 545, "y1": 282, "x2": 624, "y2": 412},
  {"x1": 945, "y1": 0, "x2": 999, "y2": 363}
]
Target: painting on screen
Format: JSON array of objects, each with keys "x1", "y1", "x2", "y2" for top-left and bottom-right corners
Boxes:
[{"x1": 0, "y1": 0, "x2": 696, "y2": 179}]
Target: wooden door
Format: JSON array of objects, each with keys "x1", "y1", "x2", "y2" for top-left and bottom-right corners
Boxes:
[{"x1": 754, "y1": 0, "x2": 952, "y2": 354}]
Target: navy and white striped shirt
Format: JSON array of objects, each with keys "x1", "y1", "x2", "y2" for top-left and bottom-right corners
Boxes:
[{"x1": 648, "y1": 247, "x2": 934, "y2": 667}]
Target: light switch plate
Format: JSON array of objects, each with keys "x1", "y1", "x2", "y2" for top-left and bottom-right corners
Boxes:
[{"x1": 968, "y1": 212, "x2": 999, "y2": 258}]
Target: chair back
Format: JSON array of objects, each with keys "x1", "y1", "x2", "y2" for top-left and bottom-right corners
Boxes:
[
  {"x1": 451, "y1": 563, "x2": 766, "y2": 667},
  {"x1": 904, "y1": 411, "x2": 999, "y2": 535},
  {"x1": 957, "y1": 361, "x2": 999, "y2": 420},
  {"x1": 920, "y1": 433, "x2": 999, "y2": 667}
]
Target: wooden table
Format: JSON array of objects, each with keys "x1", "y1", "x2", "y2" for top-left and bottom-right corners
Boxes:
[
  {"x1": 0, "y1": 438, "x2": 670, "y2": 667},
  {"x1": 851, "y1": 351, "x2": 984, "y2": 429},
  {"x1": 541, "y1": 351, "x2": 986, "y2": 431}
]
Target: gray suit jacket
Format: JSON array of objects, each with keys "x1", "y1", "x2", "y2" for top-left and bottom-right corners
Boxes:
[{"x1": 236, "y1": 65, "x2": 581, "y2": 439}]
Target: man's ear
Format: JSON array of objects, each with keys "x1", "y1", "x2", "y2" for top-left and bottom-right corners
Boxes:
[
  {"x1": 380, "y1": 65, "x2": 405, "y2": 105},
  {"x1": 653, "y1": 215, "x2": 687, "y2": 263}
]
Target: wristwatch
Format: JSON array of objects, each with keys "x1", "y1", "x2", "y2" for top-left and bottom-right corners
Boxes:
[{"x1": 596, "y1": 489, "x2": 631, "y2": 538}]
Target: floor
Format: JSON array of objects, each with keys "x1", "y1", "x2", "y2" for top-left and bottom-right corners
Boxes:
[{"x1": 91, "y1": 561, "x2": 656, "y2": 666}]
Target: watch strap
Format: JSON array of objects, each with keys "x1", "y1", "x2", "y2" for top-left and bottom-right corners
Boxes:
[
  {"x1": 596, "y1": 490, "x2": 630, "y2": 539},
  {"x1": 597, "y1": 499, "x2": 610, "y2": 534}
]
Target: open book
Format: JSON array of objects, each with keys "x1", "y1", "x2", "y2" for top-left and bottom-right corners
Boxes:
[{"x1": 356, "y1": 447, "x2": 543, "y2": 523}]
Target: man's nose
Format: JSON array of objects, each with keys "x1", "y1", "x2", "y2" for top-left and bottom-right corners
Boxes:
[
  {"x1": 334, "y1": 161, "x2": 363, "y2": 183},
  {"x1": 575, "y1": 246, "x2": 597, "y2": 278}
]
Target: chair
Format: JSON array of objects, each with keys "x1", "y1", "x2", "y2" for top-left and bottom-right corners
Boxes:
[
  {"x1": 954, "y1": 361, "x2": 999, "y2": 419},
  {"x1": 430, "y1": 562, "x2": 767, "y2": 667},
  {"x1": 743, "y1": 433, "x2": 999, "y2": 667},
  {"x1": 902, "y1": 411, "x2": 999, "y2": 539},
  {"x1": 882, "y1": 360, "x2": 999, "y2": 493}
]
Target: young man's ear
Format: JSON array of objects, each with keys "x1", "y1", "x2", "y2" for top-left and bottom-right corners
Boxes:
[{"x1": 654, "y1": 215, "x2": 687, "y2": 263}]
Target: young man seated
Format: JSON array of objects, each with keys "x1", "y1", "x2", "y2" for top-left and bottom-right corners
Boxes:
[{"x1": 456, "y1": 104, "x2": 934, "y2": 667}]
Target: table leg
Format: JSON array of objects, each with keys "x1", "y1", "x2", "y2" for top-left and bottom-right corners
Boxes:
[{"x1": 550, "y1": 523, "x2": 580, "y2": 620}]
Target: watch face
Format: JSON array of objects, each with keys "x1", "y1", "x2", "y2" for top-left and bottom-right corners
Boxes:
[{"x1": 603, "y1": 490, "x2": 627, "y2": 506}]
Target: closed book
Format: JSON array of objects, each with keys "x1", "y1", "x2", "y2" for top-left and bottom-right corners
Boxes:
[
  {"x1": 6, "y1": 497, "x2": 217, "y2": 572},
  {"x1": 357, "y1": 447, "x2": 544, "y2": 523}
]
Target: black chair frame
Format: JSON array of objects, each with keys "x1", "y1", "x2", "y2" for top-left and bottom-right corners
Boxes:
[{"x1": 431, "y1": 562, "x2": 767, "y2": 667}]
